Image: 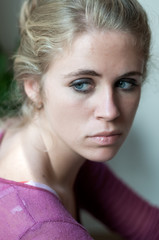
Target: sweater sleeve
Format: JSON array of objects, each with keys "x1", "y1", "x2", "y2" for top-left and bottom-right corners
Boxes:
[
  {"x1": 75, "y1": 161, "x2": 159, "y2": 240},
  {"x1": 20, "y1": 221, "x2": 93, "y2": 240},
  {"x1": 0, "y1": 179, "x2": 93, "y2": 240}
]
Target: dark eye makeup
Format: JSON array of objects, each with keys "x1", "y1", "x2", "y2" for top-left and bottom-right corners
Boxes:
[
  {"x1": 69, "y1": 78, "x2": 95, "y2": 93},
  {"x1": 115, "y1": 78, "x2": 140, "y2": 91},
  {"x1": 69, "y1": 76, "x2": 141, "y2": 94}
]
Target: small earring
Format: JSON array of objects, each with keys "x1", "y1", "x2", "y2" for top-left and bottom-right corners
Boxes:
[{"x1": 36, "y1": 102, "x2": 43, "y2": 110}]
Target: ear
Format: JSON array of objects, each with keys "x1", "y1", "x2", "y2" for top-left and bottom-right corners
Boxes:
[{"x1": 24, "y1": 78, "x2": 41, "y2": 103}]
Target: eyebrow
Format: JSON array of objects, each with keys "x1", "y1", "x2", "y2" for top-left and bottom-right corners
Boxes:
[
  {"x1": 63, "y1": 69, "x2": 143, "y2": 79},
  {"x1": 63, "y1": 69, "x2": 102, "y2": 78},
  {"x1": 119, "y1": 71, "x2": 143, "y2": 78}
]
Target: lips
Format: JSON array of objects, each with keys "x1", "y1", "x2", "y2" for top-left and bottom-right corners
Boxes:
[{"x1": 88, "y1": 131, "x2": 122, "y2": 146}]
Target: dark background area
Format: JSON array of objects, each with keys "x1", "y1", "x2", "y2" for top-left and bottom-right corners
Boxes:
[{"x1": 0, "y1": 0, "x2": 22, "y2": 117}]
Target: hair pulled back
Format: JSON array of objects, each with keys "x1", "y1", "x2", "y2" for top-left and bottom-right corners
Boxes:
[{"x1": 13, "y1": 0, "x2": 151, "y2": 120}]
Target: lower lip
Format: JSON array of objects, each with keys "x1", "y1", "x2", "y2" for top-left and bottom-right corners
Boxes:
[{"x1": 88, "y1": 134, "x2": 121, "y2": 146}]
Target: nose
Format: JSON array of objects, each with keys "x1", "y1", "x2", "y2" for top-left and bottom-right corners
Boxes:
[{"x1": 94, "y1": 88, "x2": 120, "y2": 121}]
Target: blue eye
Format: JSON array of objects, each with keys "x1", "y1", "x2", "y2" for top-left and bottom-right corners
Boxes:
[
  {"x1": 70, "y1": 79, "x2": 94, "y2": 93},
  {"x1": 116, "y1": 79, "x2": 138, "y2": 90}
]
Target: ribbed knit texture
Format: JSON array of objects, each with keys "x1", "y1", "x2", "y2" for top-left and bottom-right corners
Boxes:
[{"x1": 75, "y1": 161, "x2": 159, "y2": 240}]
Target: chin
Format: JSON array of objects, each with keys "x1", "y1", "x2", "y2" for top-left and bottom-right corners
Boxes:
[{"x1": 83, "y1": 146, "x2": 121, "y2": 163}]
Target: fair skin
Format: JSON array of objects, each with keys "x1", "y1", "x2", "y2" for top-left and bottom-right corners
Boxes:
[{"x1": 0, "y1": 30, "x2": 144, "y2": 218}]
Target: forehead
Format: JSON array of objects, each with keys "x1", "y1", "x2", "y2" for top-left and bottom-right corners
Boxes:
[
  {"x1": 73, "y1": 30, "x2": 140, "y2": 56},
  {"x1": 46, "y1": 30, "x2": 144, "y2": 78}
]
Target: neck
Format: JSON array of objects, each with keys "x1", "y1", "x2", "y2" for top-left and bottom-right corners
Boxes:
[
  {"x1": 0, "y1": 118, "x2": 84, "y2": 219},
  {"x1": 21, "y1": 120, "x2": 85, "y2": 192}
]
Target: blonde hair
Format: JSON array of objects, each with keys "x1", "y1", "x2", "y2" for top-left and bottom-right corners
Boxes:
[{"x1": 13, "y1": 0, "x2": 151, "y2": 121}]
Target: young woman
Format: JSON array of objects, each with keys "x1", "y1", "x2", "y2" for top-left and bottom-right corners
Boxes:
[{"x1": 0, "y1": 0, "x2": 158, "y2": 239}]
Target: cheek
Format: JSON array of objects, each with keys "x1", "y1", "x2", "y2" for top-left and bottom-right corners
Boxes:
[
  {"x1": 44, "y1": 95, "x2": 85, "y2": 131},
  {"x1": 122, "y1": 93, "x2": 140, "y2": 123}
]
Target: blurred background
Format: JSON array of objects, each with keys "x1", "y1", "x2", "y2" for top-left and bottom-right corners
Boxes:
[{"x1": 0, "y1": 0, "x2": 159, "y2": 239}]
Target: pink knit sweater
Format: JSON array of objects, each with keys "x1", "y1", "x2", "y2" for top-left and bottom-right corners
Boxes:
[
  {"x1": 0, "y1": 132, "x2": 159, "y2": 239},
  {"x1": 76, "y1": 161, "x2": 159, "y2": 240}
]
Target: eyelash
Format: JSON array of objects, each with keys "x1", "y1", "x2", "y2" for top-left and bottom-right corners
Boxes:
[
  {"x1": 70, "y1": 78, "x2": 94, "y2": 93},
  {"x1": 69, "y1": 77, "x2": 139, "y2": 94},
  {"x1": 115, "y1": 78, "x2": 139, "y2": 91}
]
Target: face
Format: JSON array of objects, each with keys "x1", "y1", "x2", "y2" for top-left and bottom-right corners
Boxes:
[{"x1": 40, "y1": 31, "x2": 144, "y2": 162}]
